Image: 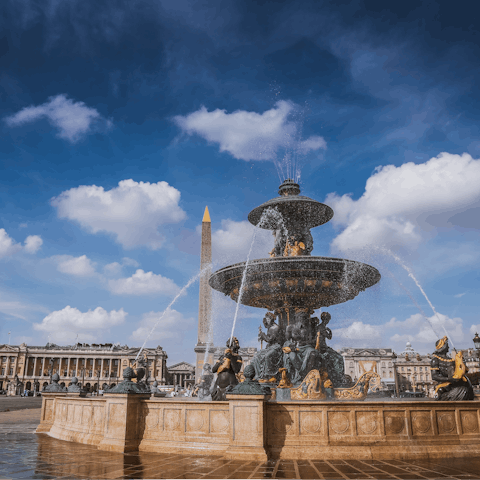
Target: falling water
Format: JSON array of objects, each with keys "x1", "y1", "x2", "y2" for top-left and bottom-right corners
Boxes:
[
  {"x1": 229, "y1": 227, "x2": 259, "y2": 345},
  {"x1": 376, "y1": 247, "x2": 455, "y2": 349},
  {"x1": 135, "y1": 269, "x2": 204, "y2": 362},
  {"x1": 383, "y1": 267, "x2": 441, "y2": 338},
  {"x1": 229, "y1": 208, "x2": 287, "y2": 344}
]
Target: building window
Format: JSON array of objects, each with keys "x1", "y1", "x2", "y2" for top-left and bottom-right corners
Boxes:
[
  {"x1": 64, "y1": 370, "x2": 68, "y2": 376},
  {"x1": 414, "y1": 367, "x2": 417, "y2": 371},
  {"x1": 1, "y1": 369, "x2": 4, "y2": 375},
  {"x1": 9, "y1": 369, "x2": 13, "y2": 376},
  {"x1": 1, "y1": 357, "x2": 6, "y2": 363},
  {"x1": 9, "y1": 357, "x2": 15, "y2": 362}
]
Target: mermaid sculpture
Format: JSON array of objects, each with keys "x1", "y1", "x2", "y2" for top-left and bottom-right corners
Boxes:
[
  {"x1": 431, "y1": 336, "x2": 474, "y2": 401},
  {"x1": 211, "y1": 337, "x2": 243, "y2": 401}
]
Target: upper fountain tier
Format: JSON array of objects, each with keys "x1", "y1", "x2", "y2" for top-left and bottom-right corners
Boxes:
[
  {"x1": 248, "y1": 179, "x2": 334, "y2": 232},
  {"x1": 209, "y1": 180, "x2": 380, "y2": 310}
]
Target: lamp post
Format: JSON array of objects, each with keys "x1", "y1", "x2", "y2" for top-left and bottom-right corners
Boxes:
[
  {"x1": 473, "y1": 333, "x2": 480, "y2": 351},
  {"x1": 392, "y1": 354, "x2": 400, "y2": 398},
  {"x1": 81, "y1": 368, "x2": 85, "y2": 389},
  {"x1": 96, "y1": 369, "x2": 101, "y2": 395},
  {"x1": 48, "y1": 358, "x2": 54, "y2": 384}
]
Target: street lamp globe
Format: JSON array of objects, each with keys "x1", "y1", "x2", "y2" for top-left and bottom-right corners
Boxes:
[{"x1": 473, "y1": 332, "x2": 480, "y2": 350}]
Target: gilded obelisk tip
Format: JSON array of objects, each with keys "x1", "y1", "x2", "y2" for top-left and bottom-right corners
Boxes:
[{"x1": 202, "y1": 206, "x2": 211, "y2": 223}]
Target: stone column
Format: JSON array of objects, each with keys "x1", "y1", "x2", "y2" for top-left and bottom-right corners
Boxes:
[
  {"x1": 33, "y1": 357, "x2": 38, "y2": 377},
  {"x1": 100, "y1": 358, "x2": 104, "y2": 382},
  {"x1": 225, "y1": 395, "x2": 269, "y2": 461}
]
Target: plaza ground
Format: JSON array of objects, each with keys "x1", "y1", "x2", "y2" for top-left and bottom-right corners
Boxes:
[{"x1": 1, "y1": 398, "x2": 480, "y2": 479}]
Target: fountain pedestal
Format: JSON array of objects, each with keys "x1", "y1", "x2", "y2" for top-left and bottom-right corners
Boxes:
[
  {"x1": 225, "y1": 394, "x2": 269, "y2": 461},
  {"x1": 98, "y1": 393, "x2": 151, "y2": 453}
]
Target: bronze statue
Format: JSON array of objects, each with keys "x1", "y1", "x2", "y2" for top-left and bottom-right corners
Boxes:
[
  {"x1": 194, "y1": 363, "x2": 214, "y2": 401},
  {"x1": 283, "y1": 311, "x2": 322, "y2": 385},
  {"x1": 230, "y1": 365, "x2": 271, "y2": 396},
  {"x1": 251, "y1": 313, "x2": 284, "y2": 381},
  {"x1": 212, "y1": 337, "x2": 243, "y2": 400},
  {"x1": 431, "y1": 336, "x2": 474, "y2": 401}
]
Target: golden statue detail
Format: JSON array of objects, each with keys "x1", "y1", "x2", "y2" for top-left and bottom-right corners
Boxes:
[
  {"x1": 284, "y1": 239, "x2": 305, "y2": 257},
  {"x1": 278, "y1": 368, "x2": 292, "y2": 389}
]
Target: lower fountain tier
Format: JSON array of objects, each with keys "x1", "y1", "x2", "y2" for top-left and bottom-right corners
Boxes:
[{"x1": 209, "y1": 256, "x2": 381, "y2": 310}]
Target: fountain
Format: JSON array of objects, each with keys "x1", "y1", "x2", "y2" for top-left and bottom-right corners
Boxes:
[
  {"x1": 36, "y1": 179, "x2": 480, "y2": 462},
  {"x1": 209, "y1": 179, "x2": 381, "y2": 398}
]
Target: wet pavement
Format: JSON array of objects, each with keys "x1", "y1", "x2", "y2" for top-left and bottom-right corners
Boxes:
[
  {"x1": 1, "y1": 407, "x2": 480, "y2": 479},
  {"x1": 0, "y1": 397, "x2": 43, "y2": 413}
]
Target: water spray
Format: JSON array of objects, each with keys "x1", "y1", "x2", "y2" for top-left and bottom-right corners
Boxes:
[
  {"x1": 376, "y1": 246, "x2": 455, "y2": 349},
  {"x1": 134, "y1": 265, "x2": 209, "y2": 363},
  {"x1": 228, "y1": 208, "x2": 287, "y2": 345}
]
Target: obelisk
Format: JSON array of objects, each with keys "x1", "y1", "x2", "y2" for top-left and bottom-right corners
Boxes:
[{"x1": 194, "y1": 206, "x2": 213, "y2": 381}]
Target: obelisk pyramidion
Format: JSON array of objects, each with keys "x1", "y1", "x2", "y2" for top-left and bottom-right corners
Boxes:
[{"x1": 194, "y1": 206, "x2": 213, "y2": 381}]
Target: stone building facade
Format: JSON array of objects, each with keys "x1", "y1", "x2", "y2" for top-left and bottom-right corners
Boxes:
[
  {"x1": 167, "y1": 362, "x2": 195, "y2": 388},
  {"x1": 393, "y1": 342, "x2": 435, "y2": 396},
  {"x1": 339, "y1": 347, "x2": 396, "y2": 384},
  {"x1": 0, "y1": 342, "x2": 168, "y2": 392}
]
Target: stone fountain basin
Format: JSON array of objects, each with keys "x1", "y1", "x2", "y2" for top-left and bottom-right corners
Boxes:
[{"x1": 209, "y1": 256, "x2": 381, "y2": 310}]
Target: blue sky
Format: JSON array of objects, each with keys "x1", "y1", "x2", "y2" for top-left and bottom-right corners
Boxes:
[{"x1": 1, "y1": 0, "x2": 480, "y2": 364}]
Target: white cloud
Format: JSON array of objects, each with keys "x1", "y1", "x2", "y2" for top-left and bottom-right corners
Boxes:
[
  {"x1": 327, "y1": 153, "x2": 480, "y2": 252},
  {"x1": 0, "y1": 292, "x2": 49, "y2": 321},
  {"x1": 173, "y1": 101, "x2": 326, "y2": 162},
  {"x1": 33, "y1": 306, "x2": 127, "y2": 343},
  {"x1": 108, "y1": 269, "x2": 180, "y2": 296},
  {"x1": 0, "y1": 229, "x2": 22, "y2": 257},
  {"x1": 210, "y1": 219, "x2": 273, "y2": 264},
  {"x1": 333, "y1": 321, "x2": 382, "y2": 341},
  {"x1": 386, "y1": 312, "x2": 464, "y2": 346},
  {"x1": 53, "y1": 255, "x2": 97, "y2": 277},
  {"x1": 24, "y1": 235, "x2": 43, "y2": 254},
  {"x1": 51, "y1": 179, "x2": 186, "y2": 249},
  {"x1": 0, "y1": 229, "x2": 42, "y2": 258},
  {"x1": 4, "y1": 94, "x2": 112, "y2": 143},
  {"x1": 454, "y1": 292, "x2": 466, "y2": 298},
  {"x1": 104, "y1": 257, "x2": 140, "y2": 276},
  {"x1": 130, "y1": 308, "x2": 194, "y2": 342}
]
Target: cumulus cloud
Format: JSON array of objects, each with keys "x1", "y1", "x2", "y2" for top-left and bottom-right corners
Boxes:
[
  {"x1": 130, "y1": 308, "x2": 195, "y2": 342},
  {"x1": 24, "y1": 235, "x2": 43, "y2": 254},
  {"x1": 51, "y1": 179, "x2": 186, "y2": 249},
  {"x1": 0, "y1": 229, "x2": 42, "y2": 258},
  {"x1": 327, "y1": 153, "x2": 480, "y2": 252},
  {"x1": 52, "y1": 255, "x2": 97, "y2": 277},
  {"x1": 173, "y1": 101, "x2": 326, "y2": 162},
  {"x1": 103, "y1": 257, "x2": 139, "y2": 276},
  {"x1": 333, "y1": 321, "x2": 382, "y2": 341},
  {"x1": 33, "y1": 306, "x2": 127, "y2": 343},
  {"x1": 108, "y1": 269, "x2": 180, "y2": 296},
  {"x1": 4, "y1": 94, "x2": 112, "y2": 142},
  {"x1": 210, "y1": 219, "x2": 273, "y2": 264},
  {"x1": 386, "y1": 312, "x2": 464, "y2": 346}
]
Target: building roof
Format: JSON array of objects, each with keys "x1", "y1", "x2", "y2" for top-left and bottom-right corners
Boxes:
[{"x1": 168, "y1": 362, "x2": 195, "y2": 371}]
